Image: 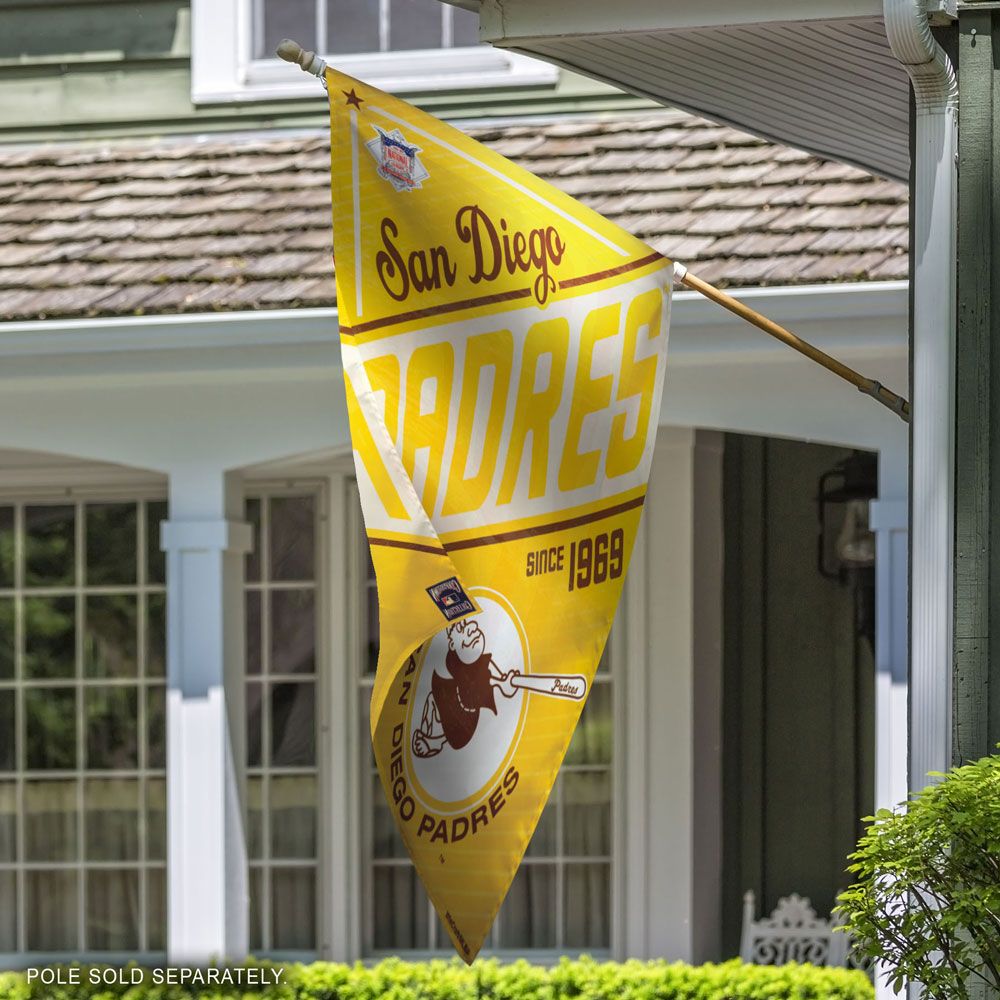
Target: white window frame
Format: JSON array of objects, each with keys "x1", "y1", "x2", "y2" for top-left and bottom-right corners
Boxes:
[
  {"x1": 243, "y1": 480, "x2": 328, "y2": 962},
  {"x1": 254, "y1": 455, "x2": 648, "y2": 962},
  {"x1": 190, "y1": 0, "x2": 558, "y2": 105},
  {"x1": 0, "y1": 481, "x2": 169, "y2": 966}
]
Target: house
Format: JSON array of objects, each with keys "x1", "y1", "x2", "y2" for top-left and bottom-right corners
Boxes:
[{"x1": 0, "y1": 0, "x2": 909, "y2": 970}]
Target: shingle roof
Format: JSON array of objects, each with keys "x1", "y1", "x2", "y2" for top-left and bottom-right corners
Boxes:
[{"x1": 0, "y1": 111, "x2": 908, "y2": 322}]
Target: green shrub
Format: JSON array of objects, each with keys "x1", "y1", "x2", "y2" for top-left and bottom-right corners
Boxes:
[
  {"x1": 837, "y1": 751, "x2": 1000, "y2": 999},
  {"x1": 0, "y1": 956, "x2": 872, "y2": 1000}
]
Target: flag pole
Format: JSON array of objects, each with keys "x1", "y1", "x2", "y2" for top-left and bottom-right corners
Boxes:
[
  {"x1": 277, "y1": 39, "x2": 911, "y2": 425},
  {"x1": 674, "y1": 264, "x2": 910, "y2": 422}
]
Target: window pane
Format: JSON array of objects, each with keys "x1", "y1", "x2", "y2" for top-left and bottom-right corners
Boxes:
[
  {"x1": 26, "y1": 687, "x2": 76, "y2": 770},
  {"x1": 271, "y1": 866, "x2": 316, "y2": 950},
  {"x1": 326, "y1": 0, "x2": 380, "y2": 54},
  {"x1": 85, "y1": 686, "x2": 138, "y2": 770},
  {"x1": 146, "y1": 501, "x2": 167, "y2": 585},
  {"x1": 389, "y1": 0, "x2": 444, "y2": 51},
  {"x1": 258, "y1": 0, "x2": 316, "y2": 61},
  {"x1": 147, "y1": 593, "x2": 166, "y2": 678},
  {"x1": 564, "y1": 770, "x2": 611, "y2": 856},
  {"x1": 372, "y1": 772, "x2": 406, "y2": 859},
  {"x1": 0, "y1": 782, "x2": 15, "y2": 862},
  {"x1": 596, "y1": 637, "x2": 611, "y2": 675},
  {"x1": 0, "y1": 597, "x2": 13, "y2": 680},
  {"x1": 271, "y1": 682, "x2": 315, "y2": 766},
  {"x1": 366, "y1": 586, "x2": 379, "y2": 676},
  {"x1": 271, "y1": 589, "x2": 315, "y2": 675},
  {"x1": 247, "y1": 681, "x2": 262, "y2": 767},
  {"x1": 85, "y1": 778, "x2": 139, "y2": 861},
  {"x1": 0, "y1": 689, "x2": 12, "y2": 771},
  {"x1": 25, "y1": 504, "x2": 75, "y2": 588},
  {"x1": 25, "y1": 779, "x2": 77, "y2": 861},
  {"x1": 565, "y1": 681, "x2": 611, "y2": 765},
  {"x1": 0, "y1": 871, "x2": 15, "y2": 951},
  {"x1": 360, "y1": 691, "x2": 375, "y2": 769},
  {"x1": 85, "y1": 595, "x2": 138, "y2": 678},
  {"x1": 245, "y1": 498, "x2": 261, "y2": 583},
  {"x1": 0, "y1": 506, "x2": 13, "y2": 589},
  {"x1": 246, "y1": 591, "x2": 262, "y2": 677},
  {"x1": 147, "y1": 684, "x2": 165, "y2": 769},
  {"x1": 26, "y1": 869, "x2": 78, "y2": 950},
  {"x1": 86, "y1": 869, "x2": 140, "y2": 951},
  {"x1": 270, "y1": 496, "x2": 315, "y2": 581},
  {"x1": 498, "y1": 864, "x2": 556, "y2": 948},
  {"x1": 147, "y1": 778, "x2": 166, "y2": 861},
  {"x1": 564, "y1": 862, "x2": 610, "y2": 948},
  {"x1": 451, "y1": 5, "x2": 479, "y2": 46},
  {"x1": 372, "y1": 866, "x2": 429, "y2": 950},
  {"x1": 247, "y1": 776, "x2": 263, "y2": 860},
  {"x1": 24, "y1": 595, "x2": 75, "y2": 680},
  {"x1": 271, "y1": 774, "x2": 316, "y2": 859},
  {"x1": 86, "y1": 503, "x2": 136, "y2": 585},
  {"x1": 147, "y1": 867, "x2": 166, "y2": 951},
  {"x1": 525, "y1": 799, "x2": 557, "y2": 858},
  {"x1": 249, "y1": 866, "x2": 264, "y2": 952}
]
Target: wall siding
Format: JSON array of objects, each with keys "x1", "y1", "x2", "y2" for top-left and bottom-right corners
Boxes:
[{"x1": 0, "y1": 0, "x2": 648, "y2": 141}]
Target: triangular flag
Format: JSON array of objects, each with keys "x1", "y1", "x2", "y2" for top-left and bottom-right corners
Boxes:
[{"x1": 327, "y1": 68, "x2": 673, "y2": 961}]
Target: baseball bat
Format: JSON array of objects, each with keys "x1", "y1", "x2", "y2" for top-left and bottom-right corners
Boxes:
[{"x1": 491, "y1": 672, "x2": 587, "y2": 701}]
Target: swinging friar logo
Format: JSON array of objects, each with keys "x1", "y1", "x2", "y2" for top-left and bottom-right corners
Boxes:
[{"x1": 387, "y1": 588, "x2": 587, "y2": 845}]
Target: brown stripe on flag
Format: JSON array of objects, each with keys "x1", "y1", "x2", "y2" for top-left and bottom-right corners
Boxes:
[
  {"x1": 444, "y1": 493, "x2": 646, "y2": 551},
  {"x1": 339, "y1": 287, "x2": 532, "y2": 336},
  {"x1": 557, "y1": 251, "x2": 666, "y2": 290},
  {"x1": 368, "y1": 537, "x2": 448, "y2": 556}
]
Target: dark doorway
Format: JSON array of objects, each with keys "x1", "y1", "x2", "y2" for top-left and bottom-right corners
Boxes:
[{"x1": 720, "y1": 434, "x2": 876, "y2": 956}]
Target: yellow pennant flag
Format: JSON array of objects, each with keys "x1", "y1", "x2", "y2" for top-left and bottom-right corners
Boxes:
[{"x1": 327, "y1": 67, "x2": 673, "y2": 960}]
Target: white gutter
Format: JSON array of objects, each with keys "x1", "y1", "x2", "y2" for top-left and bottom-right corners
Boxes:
[
  {"x1": 0, "y1": 282, "x2": 907, "y2": 359},
  {"x1": 0, "y1": 307, "x2": 342, "y2": 357},
  {"x1": 882, "y1": 1, "x2": 957, "y2": 798}
]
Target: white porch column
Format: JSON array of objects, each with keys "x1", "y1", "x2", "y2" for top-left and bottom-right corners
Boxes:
[
  {"x1": 620, "y1": 428, "x2": 724, "y2": 961},
  {"x1": 162, "y1": 468, "x2": 252, "y2": 963},
  {"x1": 871, "y1": 448, "x2": 909, "y2": 814},
  {"x1": 870, "y1": 447, "x2": 909, "y2": 1000}
]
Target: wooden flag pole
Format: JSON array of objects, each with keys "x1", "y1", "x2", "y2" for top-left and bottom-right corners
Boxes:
[
  {"x1": 674, "y1": 264, "x2": 910, "y2": 422},
  {"x1": 277, "y1": 39, "x2": 912, "y2": 425}
]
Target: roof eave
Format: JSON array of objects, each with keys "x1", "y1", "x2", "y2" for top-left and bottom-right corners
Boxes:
[{"x1": 473, "y1": 0, "x2": 883, "y2": 42}]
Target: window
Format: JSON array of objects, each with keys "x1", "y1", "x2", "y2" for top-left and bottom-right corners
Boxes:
[
  {"x1": 355, "y1": 492, "x2": 614, "y2": 955},
  {"x1": 255, "y1": 0, "x2": 480, "y2": 60},
  {"x1": 190, "y1": 0, "x2": 557, "y2": 104},
  {"x1": 245, "y1": 488, "x2": 322, "y2": 956},
  {"x1": 0, "y1": 496, "x2": 167, "y2": 956}
]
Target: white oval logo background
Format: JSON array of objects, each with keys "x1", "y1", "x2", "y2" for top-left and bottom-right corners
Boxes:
[{"x1": 408, "y1": 592, "x2": 528, "y2": 808}]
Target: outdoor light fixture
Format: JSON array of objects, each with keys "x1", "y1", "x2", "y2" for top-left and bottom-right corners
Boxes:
[{"x1": 816, "y1": 450, "x2": 878, "y2": 582}]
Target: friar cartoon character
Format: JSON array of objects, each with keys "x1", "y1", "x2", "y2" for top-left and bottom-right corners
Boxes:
[{"x1": 411, "y1": 617, "x2": 515, "y2": 759}]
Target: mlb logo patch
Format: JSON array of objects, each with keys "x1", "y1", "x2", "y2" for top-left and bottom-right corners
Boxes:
[
  {"x1": 426, "y1": 577, "x2": 475, "y2": 621},
  {"x1": 365, "y1": 126, "x2": 430, "y2": 192}
]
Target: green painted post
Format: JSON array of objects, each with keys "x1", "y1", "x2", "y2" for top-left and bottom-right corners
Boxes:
[
  {"x1": 954, "y1": 18, "x2": 999, "y2": 994},
  {"x1": 954, "y1": 9, "x2": 1000, "y2": 769}
]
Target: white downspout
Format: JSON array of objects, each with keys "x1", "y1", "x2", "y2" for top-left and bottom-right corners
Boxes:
[
  {"x1": 881, "y1": 2, "x2": 957, "y2": 995},
  {"x1": 883, "y1": 0, "x2": 957, "y2": 788}
]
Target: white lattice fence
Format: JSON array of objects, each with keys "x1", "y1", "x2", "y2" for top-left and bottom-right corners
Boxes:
[{"x1": 740, "y1": 890, "x2": 871, "y2": 971}]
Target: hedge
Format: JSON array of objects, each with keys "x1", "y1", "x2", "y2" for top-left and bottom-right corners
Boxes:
[{"x1": 0, "y1": 957, "x2": 874, "y2": 1000}]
